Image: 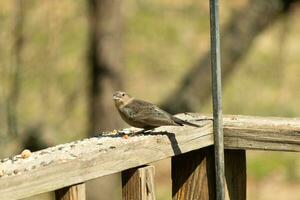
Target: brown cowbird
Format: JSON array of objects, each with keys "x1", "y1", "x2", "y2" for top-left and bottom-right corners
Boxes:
[{"x1": 113, "y1": 91, "x2": 200, "y2": 129}]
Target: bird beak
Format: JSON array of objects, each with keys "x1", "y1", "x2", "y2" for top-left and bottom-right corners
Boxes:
[{"x1": 113, "y1": 95, "x2": 120, "y2": 100}]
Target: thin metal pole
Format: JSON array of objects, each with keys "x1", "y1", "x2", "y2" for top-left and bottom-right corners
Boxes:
[{"x1": 209, "y1": 0, "x2": 225, "y2": 200}]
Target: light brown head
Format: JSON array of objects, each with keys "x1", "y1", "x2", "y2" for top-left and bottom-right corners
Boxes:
[{"x1": 113, "y1": 91, "x2": 133, "y2": 108}]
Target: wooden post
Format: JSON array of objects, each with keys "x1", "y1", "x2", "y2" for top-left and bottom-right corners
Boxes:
[
  {"x1": 172, "y1": 147, "x2": 216, "y2": 200},
  {"x1": 55, "y1": 183, "x2": 86, "y2": 200},
  {"x1": 225, "y1": 150, "x2": 246, "y2": 200},
  {"x1": 122, "y1": 165, "x2": 156, "y2": 200}
]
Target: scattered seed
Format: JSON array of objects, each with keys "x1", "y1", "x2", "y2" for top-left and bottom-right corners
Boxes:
[{"x1": 21, "y1": 149, "x2": 32, "y2": 159}]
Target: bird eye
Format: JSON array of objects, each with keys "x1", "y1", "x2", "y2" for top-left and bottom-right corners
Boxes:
[{"x1": 122, "y1": 93, "x2": 125, "y2": 96}]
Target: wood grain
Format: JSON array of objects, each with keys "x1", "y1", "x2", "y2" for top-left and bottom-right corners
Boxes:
[
  {"x1": 172, "y1": 147, "x2": 216, "y2": 200},
  {"x1": 223, "y1": 115, "x2": 300, "y2": 151},
  {"x1": 224, "y1": 150, "x2": 246, "y2": 200},
  {"x1": 122, "y1": 165, "x2": 155, "y2": 200},
  {"x1": 0, "y1": 114, "x2": 299, "y2": 199},
  {"x1": 55, "y1": 183, "x2": 86, "y2": 200}
]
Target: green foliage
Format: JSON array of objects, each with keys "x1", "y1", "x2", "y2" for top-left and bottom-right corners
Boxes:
[{"x1": 248, "y1": 152, "x2": 300, "y2": 182}]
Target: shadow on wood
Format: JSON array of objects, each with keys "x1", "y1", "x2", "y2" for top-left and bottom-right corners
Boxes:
[
  {"x1": 225, "y1": 149, "x2": 246, "y2": 200},
  {"x1": 146, "y1": 131, "x2": 182, "y2": 155},
  {"x1": 172, "y1": 146, "x2": 216, "y2": 200}
]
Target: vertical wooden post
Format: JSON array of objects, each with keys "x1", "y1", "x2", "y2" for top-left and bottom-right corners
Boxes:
[
  {"x1": 122, "y1": 165, "x2": 156, "y2": 200},
  {"x1": 172, "y1": 147, "x2": 216, "y2": 200},
  {"x1": 55, "y1": 183, "x2": 86, "y2": 200},
  {"x1": 225, "y1": 150, "x2": 246, "y2": 200}
]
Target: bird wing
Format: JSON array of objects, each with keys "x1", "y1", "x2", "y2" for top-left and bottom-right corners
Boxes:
[{"x1": 123, "y1": 99, "x2": 178, "y2": 127}]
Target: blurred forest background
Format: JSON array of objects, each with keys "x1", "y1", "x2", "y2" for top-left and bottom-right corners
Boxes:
[{"x1": 0, "y1": 0, "x2": 300, "y2": 199}]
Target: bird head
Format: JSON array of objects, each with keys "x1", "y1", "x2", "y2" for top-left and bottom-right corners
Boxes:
[{"x1": 113, "y1": 91, "x2": 132, "y2": 107}]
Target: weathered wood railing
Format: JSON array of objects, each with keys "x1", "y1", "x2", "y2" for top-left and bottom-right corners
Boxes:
[{"x1": 0, "y1": 114, "x2": 299, "y2": 200}]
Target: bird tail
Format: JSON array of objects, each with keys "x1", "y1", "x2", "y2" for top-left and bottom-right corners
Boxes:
[{"x1": 171, "y1": 116, "x2": 200, "y2": 127}]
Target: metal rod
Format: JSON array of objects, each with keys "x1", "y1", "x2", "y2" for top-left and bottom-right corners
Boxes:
[{"x1": 209, "y1": 0, "x2": 225, "y2": 199}]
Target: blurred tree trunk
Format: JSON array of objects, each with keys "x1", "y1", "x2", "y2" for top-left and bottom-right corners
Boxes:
[
  {"x1": 87, "y1": 0, "x2": 123, "y2": 134},
  {"x1": 7, "y1": 0, "x2": 24, "y2": 137},
  {"x1": 161, "y1": 0, "x2": 297, "y2": 113},
  {"x1": 87, "y1": 1, "x2": 123, "y2": 200}
]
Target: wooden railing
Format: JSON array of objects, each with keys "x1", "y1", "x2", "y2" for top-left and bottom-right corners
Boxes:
[{"x1": 0, "y1": 114, "x2": 299, "y2": 200}]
